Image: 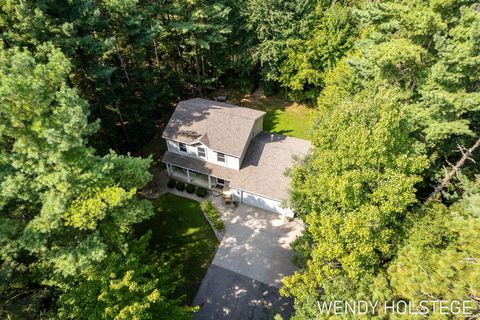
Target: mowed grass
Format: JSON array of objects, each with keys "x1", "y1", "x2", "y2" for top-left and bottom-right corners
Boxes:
[
  {"x1": 228, "y1": 92, "x2": 312, "y2": 140},
  {"x1": 136, "y1": 193, "x2": 219, "y2": 304},
  {"x1": 261, "y1": 101, "x2": 311, "y2": 140}
]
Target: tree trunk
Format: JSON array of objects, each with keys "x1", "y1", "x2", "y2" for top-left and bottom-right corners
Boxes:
[
  {"x1": 106, "y1": 76, "x2": 131, "y2": 148},
  {"x1": 115, "y1": 45, "x2": 130, "y2": 85},
  {"x1": 195, "y1": 45, "x2": 201, "y2": 96},
  {"x1": 116, "y1": 104, "x2": 131, "y2": 148},
  {"x1": 429, "y1": 137, "x2": 480, "y2": 200}
]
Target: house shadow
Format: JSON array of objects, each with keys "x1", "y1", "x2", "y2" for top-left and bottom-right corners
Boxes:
[{"x1": 241, "y1": 131, "x2": 288, "y2": 168}]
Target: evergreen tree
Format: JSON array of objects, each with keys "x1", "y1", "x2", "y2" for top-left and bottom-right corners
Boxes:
[
  {"x1": 0, "y1": 44, "x2": 189, "y2": 319},
  {"x1": 387, "y1": 176, "x2": 480, "y2": 316},
  {"x1": 243, "y1": 0, "x2": 316, "y2": 83}
]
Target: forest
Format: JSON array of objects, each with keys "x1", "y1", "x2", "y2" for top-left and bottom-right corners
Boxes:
[{"x1": 0, "y1": 0, "x2": 479, "y2": 319}]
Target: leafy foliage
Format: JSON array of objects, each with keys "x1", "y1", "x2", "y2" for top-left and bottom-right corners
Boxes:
[
  {"x1": 279, "y1": 1, "x2": 358, "y2": 100},
  {"x1": 283, "y1": 0, "x2": 480, "y2": 318},
  {"x1": 196, "y1": 187, "x2": 208, "y2": 198},
  {"x1": 283, "y1": 81, "x2": 428, "y2": 318},
  {"x1": 0, "y1": 45, "x2": 189, "y2": 319},
  {"x1": 200, "y1": 200, "x2": 224, "y2": 230}
]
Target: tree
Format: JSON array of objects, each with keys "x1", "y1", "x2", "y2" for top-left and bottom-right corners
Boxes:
[
  {"x1": 353, "y1": 0, "x2": 480, "y2": 186},
  {"x1": 282, "y1": 79, "x2": 428, "y2": 319},
  {"x1": 0, "y1": 44, "x2": 188, "y2": 319},
  {"x1": 55, "y1": 234, "x2": 191, "y2": 320},
  {"x1": 279, "y1": 1, "x2": 358, "y2": 101},
  {"x1": 283, "y1": 1, "x2": 480, "y2": 318},
  {"x1": 166, "y1": 0, "x2": 232, "y2": 95},
  {"x1": 243, "y1": 0, "x2": 316, "y2": 83},
  {"x1": 387, "y1": 176, "x2": 480, "y2": 315}
]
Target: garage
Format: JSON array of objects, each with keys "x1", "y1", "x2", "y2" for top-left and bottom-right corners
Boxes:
[{"x1": 233, "y1": 189, "x2": 294, "y2": 217}]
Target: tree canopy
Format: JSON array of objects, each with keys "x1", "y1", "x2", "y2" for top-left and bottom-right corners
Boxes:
[
  {"x1": 1, "y1": 0, "x2": 479, "y2": 318},
  {"x1": 0, "y1": 44, "x2": 189, "y2": 319}
]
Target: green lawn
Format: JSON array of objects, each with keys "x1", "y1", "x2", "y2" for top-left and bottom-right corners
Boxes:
[
  {"x1": 136, "y1": 193, "x2": 219, "y2": 305},
  {"x1": 259, "y1": 101, "x2": 312, "y2": 140},
  {"x1": 226, "y1": 92, "x2": 312, "y2": 140}
]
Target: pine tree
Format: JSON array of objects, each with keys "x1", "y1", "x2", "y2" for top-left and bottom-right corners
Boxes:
[{"x1": 0, "y1": 44, "x2": 189, "y2": 319}]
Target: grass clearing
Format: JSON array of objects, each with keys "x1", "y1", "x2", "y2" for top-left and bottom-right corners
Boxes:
[
  {"x1": 136, "y1": 193, "x2": 219, "y2": 305},
  {"x1": 219, "y1": 91, "x2": 312, "y2": 140}
]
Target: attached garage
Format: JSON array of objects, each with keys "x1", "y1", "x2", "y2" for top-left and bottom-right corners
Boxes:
[{"x1": 233, "y1": 189, "x2": 294, "y2": 217}]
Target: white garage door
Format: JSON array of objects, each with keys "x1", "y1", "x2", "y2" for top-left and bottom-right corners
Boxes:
[{"x1": 240, "y1": 191, "x2": 293, "y2": 217}]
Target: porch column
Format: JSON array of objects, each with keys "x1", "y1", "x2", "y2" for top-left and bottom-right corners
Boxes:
[
  {"x1": 167, "y1": 163, "x2": 172, "y2": 175},
  {"x1": 208, "y1": 175, "x2": 211, "y2": 188},
  {"x1": 187, "y1": 169, "x2": 191, "y2": 182}
]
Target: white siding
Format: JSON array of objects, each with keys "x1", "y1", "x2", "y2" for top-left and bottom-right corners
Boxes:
[
  {"x1": 166, "y1": 139, "x2": 240, "y2": 170},
  {"x1": 252, "y1": 117, "x2": 263, "y2": 137},
  {"x1": 233, "y1": 188, "x2": 294, "y2": 218}
]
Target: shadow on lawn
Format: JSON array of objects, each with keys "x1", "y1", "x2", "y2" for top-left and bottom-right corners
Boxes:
[
  {"x1": 135, "y1": 193, "x2": 220, "y2": 305},
  {"x1": 263, "y1": 109, "x2": 293, "y2": 136}
]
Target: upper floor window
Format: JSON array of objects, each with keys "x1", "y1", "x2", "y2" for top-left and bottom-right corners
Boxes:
[
  {"x1": 197, "y1": 147, "x2": 206, "y2": 158},
  {"x1": 179, "y1": 142, "x2": 187, "y2": 153},
  {"x1": 217, "y1": 152, "x2": 225, "y2": 163}
]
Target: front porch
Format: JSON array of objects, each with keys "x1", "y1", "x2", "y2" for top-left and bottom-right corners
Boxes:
[{"x1": 166, "y1": 163, "x2": 232, "y2": 195}]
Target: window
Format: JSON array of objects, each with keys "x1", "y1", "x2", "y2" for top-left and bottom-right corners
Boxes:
[
  {"x1": 217, "y1": 152, "x2": 225, "y2": 163},
  {"x1": 179, "y1": 142, "x2": 187, "y2": 153},
  {"x1": 197, "y1": 147, "x2": 206, "y2": 158},
  {"x1": 217, "y1": 178, "x2": 225, "y2": 186}
]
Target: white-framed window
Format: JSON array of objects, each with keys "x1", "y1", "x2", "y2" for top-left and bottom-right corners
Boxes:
[
  {"x1": 197, "y1": 147, "x2": 206, "y2": 158},
  {"x1": 217, "y1": 152, "x2": 225, "y2": 163},
  {"x1": 179, "y1": 142, "x2": 187, "y2": 153}
]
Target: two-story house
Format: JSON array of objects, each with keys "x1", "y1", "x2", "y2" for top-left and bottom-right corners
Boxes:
[{"x1": 162, "y1": 98, "x2": 311, "y2": 217}]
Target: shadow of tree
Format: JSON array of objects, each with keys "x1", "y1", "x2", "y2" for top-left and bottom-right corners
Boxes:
[
  {"x1": 135, "y1": 193, "x2": 220, "y2": 305},
  {"x1": 193, "y1": 205, "x2": 303, "y2": 319}
]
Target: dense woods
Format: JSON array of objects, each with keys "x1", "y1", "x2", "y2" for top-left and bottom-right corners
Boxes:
[{"x1": 1, "y1": 0, "x2": 479, "y2": 319}]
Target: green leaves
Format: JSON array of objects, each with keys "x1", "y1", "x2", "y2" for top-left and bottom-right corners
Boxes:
[
  {"x1": 64, "y1": 186, "x2": 136, "y2": 231},
  {"x1": 283, "y1": 81, "x2": 428, "y2": 307},
  {"x1": 0, "y1": 45, "x2": 186, "y2": 319},
  {"x1": 279, "y1": 2, "x2": 357, "y2": 100},
  {"x1": 284, "y1": 1, "x2": 480, "y2": 318},
  {"x1": 388, "y1": 187, "x2": 480, "y2": 310}
]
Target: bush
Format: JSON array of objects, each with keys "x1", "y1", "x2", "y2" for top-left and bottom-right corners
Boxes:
[
  {"x1": 260, "y1": 80, "x2": 277, "y2": 96},
  {"x1": 186, "y1": 184, "x2": 196, "y2": 194},
  {"x1": 200, "y1": 201, "x2": 224, "y2": 230},
  {"x1": 175, "y1": 181, "x2": 185, "y2": 191},
  {"x1": 167, "y1": 180, "x2": 176, "y2": 189},
  {"x1": 196, "y1": 187, "x2": 208, "y2": 198}
]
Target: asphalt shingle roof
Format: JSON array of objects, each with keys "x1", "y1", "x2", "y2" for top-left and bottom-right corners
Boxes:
[
  {"x1": 162, "y1": 98, "x2": 265, "y2": 157},
  {"x1": 163, "y1": 131, "x2": 311, "y2": 201}
]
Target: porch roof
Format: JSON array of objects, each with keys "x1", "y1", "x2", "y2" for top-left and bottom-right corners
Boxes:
[
  {"x1": 163, "y1": 151, "x2": 238, "y2": 182},
  {"x1": 163, "y1": 131, "x2": 312, "y2": 201}
]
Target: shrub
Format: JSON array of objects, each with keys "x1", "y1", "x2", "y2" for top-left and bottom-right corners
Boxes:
[
  {"x1": 186, "y1": 184, "x2": 196, "y2": 194},
  {"x1": 167, "y1": 180, "x2": 176, "y2": 189},
  {"x1": 175, "y1": 181, "x2": 185, "y2": 191},
  {"x1": 196, "y1": 187, "x2": 208, "y2": 198},
  {"x1": 200, "y1": 201, "x2": 224, "y2": 230}
]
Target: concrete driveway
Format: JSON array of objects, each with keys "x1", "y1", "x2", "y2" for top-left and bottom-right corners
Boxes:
[
  {"x1": 193, "y1": 204, "x2": 304, "y2": 319},
  {"x1": 213, "y1": 205, "x2": 303, "y2": 287}
]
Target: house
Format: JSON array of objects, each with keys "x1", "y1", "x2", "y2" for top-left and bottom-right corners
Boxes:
[{"x1": 162, "y1": 98, "x2": 311, "y2": 217}]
